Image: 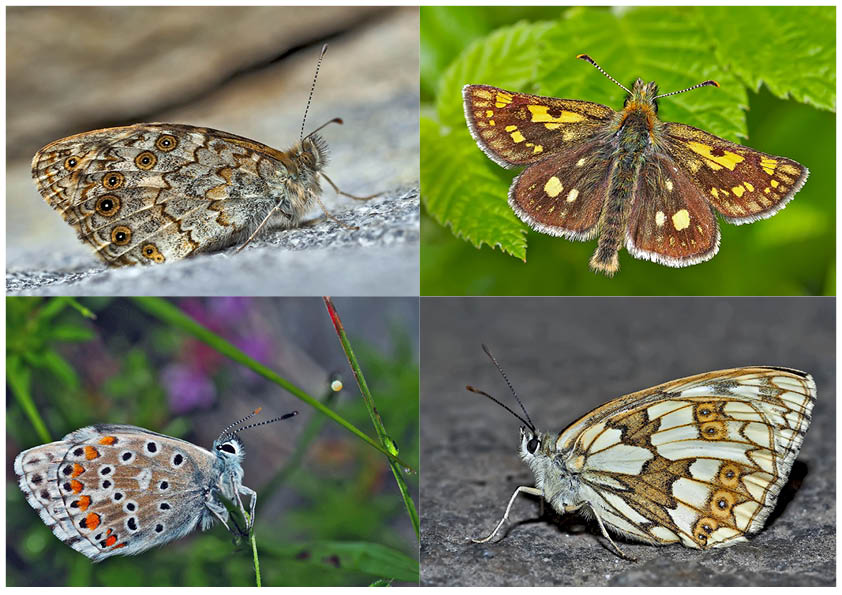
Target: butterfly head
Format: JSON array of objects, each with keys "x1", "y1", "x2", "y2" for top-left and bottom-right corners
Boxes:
[
  {"x1": 290, "y1": 133, "x2": 329, "y2": 176},
  {"x1": 213, "y1": 434, "x2": 246, "y2": 469},
  {"x1": 625, "y1": 78, "x2": 660, "y2": 112},
  {"x1": 577, "y1": 54, "x2": 719, "y2": 117}
]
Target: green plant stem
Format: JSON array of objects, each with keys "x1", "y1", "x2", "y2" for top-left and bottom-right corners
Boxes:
[
  {"x1": 244, "y1": 510, "x2": 261, "y2": 587},
  {"x1": 130, "y1": 297, "x2": 411, "y2": 469},
  {"x1": 323, "y1": 297, "x2": 420, "y2": 540}
]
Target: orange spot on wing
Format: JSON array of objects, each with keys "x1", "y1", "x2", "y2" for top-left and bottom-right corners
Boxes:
[
  {"x1": 84, "y1": 446, "x2": 100, "y2": 460},
  {"x1": 85, "y1": 512, "x2": 100, "y2": 530},
  {"x1": 105, "y1": 535, "x2": 118, "y2": 547},
  {"x1": 72, "y1": 464, "x2": 85, "y2": 477},
  {"x1": 70, "y1": 480, "x2": 84, "y2": 493},
  {"x1": 98, "y1": 436, "x2": 117, "y2": 445},
  {"x1": 115, "y1": 542, "x2": 128, "y2": 549},
  {"x1": 77, "y1": 495, "x2": 91, "y2": 511}
]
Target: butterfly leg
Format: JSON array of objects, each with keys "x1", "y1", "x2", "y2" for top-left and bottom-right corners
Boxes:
[
  {"x1": 588, "y1": 503, "x2": 636, "y2": 561},
  {"x1": 471, "y1": 486, "x2": 543, "y2": 543},
  {"x1": 205, "y1": 499, "x2": 235, "y2": 535}
]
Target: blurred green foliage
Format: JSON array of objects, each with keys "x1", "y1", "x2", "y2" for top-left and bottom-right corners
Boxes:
[
  {"x1": 420, "y1": 6, "x2": 835, "y2": 295},
  {"x1": 7, "y1": 297, "x2": 419, "y2": 586}
]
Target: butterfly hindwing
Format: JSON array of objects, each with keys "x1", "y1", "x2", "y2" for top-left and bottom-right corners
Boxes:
[
  {"x1": 509, "y1": 139, "x2": 613, "y2": 239},
  {"x1": 625, "y1": 151, "x2": 720, "y2": 266}
]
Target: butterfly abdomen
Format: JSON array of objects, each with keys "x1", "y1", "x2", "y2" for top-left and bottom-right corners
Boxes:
[{"x1": 590, "y1": 111, "x2": 651, "y2": 275}]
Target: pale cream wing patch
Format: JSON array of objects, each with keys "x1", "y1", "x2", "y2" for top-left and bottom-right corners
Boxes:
[{"x1": 557, "y1": 367, "x2": 815, "y2": 549}]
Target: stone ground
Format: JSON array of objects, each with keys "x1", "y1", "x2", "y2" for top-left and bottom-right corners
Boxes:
[
  {"x1": 7, "y1": 7, "x2": 418, "y2": 296},
  {"x1": 420, "y1": 297, "x2": 835, "y2": 586}
]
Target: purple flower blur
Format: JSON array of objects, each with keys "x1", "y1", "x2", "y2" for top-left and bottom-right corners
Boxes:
[{"x1": 161, "y1": 363, "x2": 216, "y2": 414}]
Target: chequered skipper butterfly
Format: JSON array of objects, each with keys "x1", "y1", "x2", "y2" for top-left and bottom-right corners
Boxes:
[
  {"x1": 467, "y1": 345, "x2": 815, "y2": 559},
  {"x1": 463, "y1": 55, "x2": 809, "y2": 276}
]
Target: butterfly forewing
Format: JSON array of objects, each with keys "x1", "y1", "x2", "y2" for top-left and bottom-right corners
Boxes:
[
  {"x1": 557, "y1": 367, "x2": 815, "y2": 549},
  {"x1": 462, "y1": 85, "x2": 611, "y2": 168},
  {"x1": 662, "y1": 122, "x2": 809, "y2": 223}
]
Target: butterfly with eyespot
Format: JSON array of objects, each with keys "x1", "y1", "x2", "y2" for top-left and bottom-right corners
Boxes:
[
  {"x1": 14, "y1": 409, "x2": 297, "y2": 561},
  {"x1": 31, "y1": 44, "x2": 374, "y2": 267},
  {"x1": 466, "y1": 345, "x2": 815, "y2": 559}
]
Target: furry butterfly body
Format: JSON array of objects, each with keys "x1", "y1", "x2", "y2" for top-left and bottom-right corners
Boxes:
[
  {"x1": 469, "y1": 354, "x2": 816, "y2": 557},
  {"x1": 14, "y1": 411, "x2": 295, "y2": 561}
]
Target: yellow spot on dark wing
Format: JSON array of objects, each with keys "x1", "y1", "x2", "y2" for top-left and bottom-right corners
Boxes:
[
  {"x1": 495, "y1": 91, "x2": 513, "y2": 107},
  {"x1": 544, "y1": 176, "x2": 563, "y2": 198},
  {"x1": 732, "y1": 185, "x2": 745, "y2": 198},
  {"x1": 655, "y1": 211, "x2": 666, "y2": 227},
  {"x1": 672, "y1": 209, "x2": 690, "y2": 231},
  {"x1": 527, "y1": 105, "x2": 586, "y2": 124},
  {"x1": 685, "y1": 141, "x2": 745, "y2": 171},
  {"x1": 511, "y1": 131, "x2": 524, "y2": 143}
]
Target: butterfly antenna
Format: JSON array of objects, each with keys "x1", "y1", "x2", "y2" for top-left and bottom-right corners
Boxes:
[
  {"x1": 304, "y1": 117, "x2": 343, "y2": 140},
  {"x1": 655, "y1": 78, "x2": 720, "y2": 99},
  {"x1": 231, "y1": 411, "x2": 299, "y2": 436},
  {"x1": 300, "y1": 44, "x2": 328, "y2": 141},
  {"x1": 219, "y1": 408, "x2": 263, "y2": 441},
  {"x1": 479, "y1": 344, "x2": 535, "y2": 432},
  {"x1": 466, "y1": 385, "x2": 534, "y2": 430},
  {"x1": 577, "y1": 54, "x2": 631, "y2": 95}
]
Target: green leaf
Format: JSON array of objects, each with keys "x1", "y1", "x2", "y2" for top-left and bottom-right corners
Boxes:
[
  {"x1": 539, "y1": 8, "x2": 747, "y2": 141},
  {"x1": 436, "y1": 20, "x2": 555, "y2": 127},
  {"x1": 421, "y1": 117, "x2": 526, "y2": 259},
  {"x1": 696, "y1": 6, "x2": 835, "y2": 112},
  {"x1": 261, "y1": 541, "x2": 418, "y2": 583},
  {"x1": 49, "y1": 324, "x2": 95, "y2": 342}
]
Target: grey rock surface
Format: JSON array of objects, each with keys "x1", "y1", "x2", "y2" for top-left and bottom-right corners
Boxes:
[
  {"x1": 7, "y1": 7, "x2": 419, "y2": 296},
  {"x1": 420, "y1": 297, "x2": 835, "y2": 586}
]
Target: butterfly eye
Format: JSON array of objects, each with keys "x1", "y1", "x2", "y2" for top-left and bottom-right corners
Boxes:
[
  {"x1": 219, "y1": 443, "x2": 236, "y2": 454},
  {"x1": 526, "y1": 437, "x2": 539, "y2": 454}
]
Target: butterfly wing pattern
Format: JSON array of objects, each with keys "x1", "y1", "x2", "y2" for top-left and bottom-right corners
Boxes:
[
  {"x1": 31, "y1": 123, "x2": 326, "y2": 266},
  {"x1": 550, "y1": 368, "x2": 816, "y2": 549},
  {"x1": 14, "y1": 424, "x2": 220, "y2": 561}
]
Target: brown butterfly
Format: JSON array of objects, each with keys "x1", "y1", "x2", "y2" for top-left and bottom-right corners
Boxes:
[
  {"x1": 463, "y1": 55, "x2": 808, "y2": 276},
  {"x1": 31, "y1": 45, "x2": 372, "y2": 267}
]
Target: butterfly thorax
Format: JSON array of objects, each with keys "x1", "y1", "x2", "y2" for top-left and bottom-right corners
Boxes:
[{"x1": 590, "y1": 79, "x2": 662, "y2": 276}]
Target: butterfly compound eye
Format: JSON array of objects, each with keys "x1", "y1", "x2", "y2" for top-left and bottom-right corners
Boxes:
[
  {"x1": 218, "y1": 443, "x2": 236, "y2": 454},
  {"x1": 526, "y1": 437, "x2": 539, "y2": 454}
]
